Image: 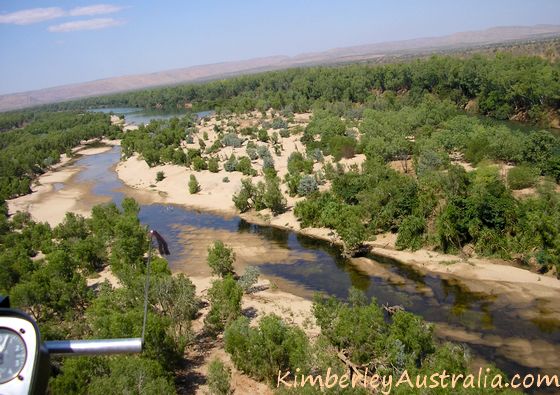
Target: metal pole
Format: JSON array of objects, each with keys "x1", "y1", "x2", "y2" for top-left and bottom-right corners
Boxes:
[
  {"x1": 141, "y1": 231, "x2": 154, "y2": 342},
  {"x1": 45, "y1": 338, "x2": 142, "y2": 356}
]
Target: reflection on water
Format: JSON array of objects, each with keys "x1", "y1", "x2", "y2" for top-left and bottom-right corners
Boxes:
[
  {"x1": 69, "y1": 146, "x2": 560, "y2": 385},
  {"x1": 89, "y1": 107, "x2": 213, "y2": 125}
]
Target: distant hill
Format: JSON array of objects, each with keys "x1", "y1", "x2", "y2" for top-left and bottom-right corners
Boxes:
[{"x1": 1, "y1": 24, "x2": 559, "y2": 112}]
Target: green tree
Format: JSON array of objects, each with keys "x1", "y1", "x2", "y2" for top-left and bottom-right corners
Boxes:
[
  {"x1": 189, "y1": 174, "x2": 200, "y2": 194},
  {"x1": 207, "y1": 241, "x2": 235, "y2": 277},
  {"x1": 205, "y1": 275, "x2": 243, "y2": 333},
  {"x1": 224, "y1": 314, "x2": 309, "y2": 384},
  {"x1": 207, "y1": 359, "x2": 232, "y2": 395}
]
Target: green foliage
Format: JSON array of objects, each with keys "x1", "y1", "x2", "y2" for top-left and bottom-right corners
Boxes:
[
  {"x1": 507, "y1": 165, "x2": 539, "y2": 190},
  {"x1": 235, "y1": 156, "x2": 256, "y2": 176},
  {"x1": 237, "y1": 265, "x2": 260, "y2": 292},
  {"x1": 224, "y1": 154, "x2": 238, "y2": 172},
  {"x1": 257, "y1": 128, "x2": 269, "y2": 142},
  {"x1": 222, "y1": 132, "x2": 243, "y2": 147},
  {"x1": 0, "y1": 112, "x2": 119, "y2": 200},
  {"x1": 87, "y1": 357, "x2": 175, "y2": 395},
  {"x1": 328, "y1": 135, "x2": 357, "y2": 161},
  {"x1": 271, "y1": 117, "x2": 288, "y2": 129},
  {"x1": 192, "y1": 156, "x2": 207, "y2": 171},
  {"x1": 207, "y1": 240, "x2": 235, "y2": 277},
  {"x1": 188, "y1": 174, "x2": 200, "y2": 194},
  {"x1": 232, "y1": 175, "x2": 286, "y2": 215},
  {"x1": 297, "y1": 175, "x2": 318, "y2": 196},
  {"x1": 207, "y1": 359, "x2": 232, "y2": 395},
  {"x1": 262, "y1": 174, "x2": 287, "y2": 214},
  {"x1": 232, "y1": 178, "x2": 254, "y2": 212},
  {"x1": 208, "y1": 157, "x2": 220, "y2": 173},
  {"x1": 294, "y1": 192, "x2": 366, "y2": 251},
  {"x1": 436, "y1": 165, "x2": 518, "y2": 256},
  {"x1": 314, "y1": 289, "x2": 435, "y2": 371},
  {"x1": 156, "y1": 171, "x2": 165, "y2": 182},
  {"x1": 205, "y1": 275, "x2": 243, "y2": 333},
  {"x1": 224, "y1": 314, "x2": 309, "y2": 383},
  {"x1": 287, "y1": 152, "x2": 313, "y2": 175},
  {"x1": 396, "y1": 215, "x2": 426, "y2": 251}
]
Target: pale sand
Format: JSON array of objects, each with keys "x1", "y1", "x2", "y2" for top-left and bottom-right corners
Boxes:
[
  {"x1": 7, "y1": 141, "x2": 118, "y2": 226},
  {"x1": 114, "y1": 111, "x2": 560, "y2": 307},
  {"x1": 188, "y1": 275, "x2": 316, "y2": 395}
]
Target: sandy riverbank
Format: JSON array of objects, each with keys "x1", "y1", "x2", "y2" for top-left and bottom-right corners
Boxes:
[
  {"x1": 7, "y1": 139, "x2": 120, "y2": 226},
  {"x1": 113, "y1": 107, "x2": 560, "y2": 311}
]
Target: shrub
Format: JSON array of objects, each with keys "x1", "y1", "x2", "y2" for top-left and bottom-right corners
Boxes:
[
  {"x1": 246, "y1": 147, "x2": 258, "y2": 160},
  {"x1": 257, "y1": 129, "x2": 269, "y2": 142},
  {"x1": 203, "y1": 131, "x2": 209, "y2": 140},
  {"x1": 507, "y1": 165, "x2": 539, "y2": 190},
  {"x1": 311, "y1": 148, "x2": 323, "y2": 162},
  {"x1": 232, "y1": 176, "x2": 285, "y2": 214},
  {"x1": 237, "y1": 266, "x2": 260, "y2": 293},
  {"x1": 207, "y1": 359, "x2": 231, "y2": 395},
  {"x1": 235, "y1": 156, "x2": 256, "y2": 176},
  {"x1": 329, "y1": 135, "x2": 356, "y2": 161},
  {"x1": 287, "y1": 152, "x2": 313, "y2": 174},
  {"x1": 205, "y1": 276, "x2": 243, "y2": 333},
  {"x1": 192, "y1": 157, "x2": 207, "y2": 171},
  {"x1": 240, "y1": 126, "x2": 257, "y2": 137},
  {"x1": 208, "y1": 157, "x2": 219, "y2": 173},
  {"x1": 206, "y1": 140, "x2": 222, "y2": 154},
  {"x1": 262, "y1": 155, "x2": 275, "y2": 171},
  {"x1": 224, "y1": 314, "x2": 309, "y2": 383},
  {"x1": 156, "y1": 171, "x2": 165, "y2": 182},
  {"x1": 222, "y1": 176, "x2": 230, "y2": 183},
  {"x1": 232, "y1": 178, "x2": 254, "y2": 212},
  {"x1": 271, "y1": 118, "x2": 288, "y2": 129},
  {"x1": 284, "y1": 173, "x2": 301, "y2": 196},
  {"x1": 263, "y1": 175, "x2": 286, "y2": 215},
  {"x1": 222, "y1": 133, "x2": 243, "y2": 148},
  {"x1": 279, "y1": 128, "x2": 290, "y2": 138},
  {"x1": 256, "y1": 145, "x2": 270, "y2": 159},
  {"x1": 207, "y1": 240, "x2": 235, "y2": 277},
  {"x1": 271, "y1": 132, "x2": 279, "y2": 144},
  {"x1": 188, "y1": 174, "x2": 200, "y2": 194},
  {"x1": 224, "y1": 154, "x2": 238, "y2": 172},
  {"x1": 297, "y1": 175, "x2": 318, "y2": 196},
  {"x1": 198, "y1": 138, "x2": 206, "y2": 150},
  {"x1": 396, "y1": 215, "x2": 426, "y2": 251}
]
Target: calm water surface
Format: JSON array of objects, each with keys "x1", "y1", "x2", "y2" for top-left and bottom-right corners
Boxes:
[{"x1": 71, "y1": 145, "x2": 559, "y2": 389}]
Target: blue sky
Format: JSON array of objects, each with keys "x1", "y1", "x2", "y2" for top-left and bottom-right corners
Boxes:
[{"x1": 1, "y1": 0, "x2": 559, "y2": 94}]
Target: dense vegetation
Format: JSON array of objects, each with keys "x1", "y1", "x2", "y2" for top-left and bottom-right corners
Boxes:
[
  {"x1": 45, "y1": 53, "x2": 559, "y2": 126},
  {"x1": 46, "y1": 52, "x2": 559, "y2": 275},
  {"x1": 1, "y1": 48, "x2": 559, "y2": 393},
  {"x1": 293, "y1": 99, "x2": 560, "y2": 274},
  {"x1": 224, "y1": 288, "x2": 515, "y2": 394},
  {"x1": 0, "y1": 111, "x2": 120, "y2": 200},
  {"x1": 0, "y1": 199, "x2": 199, "y2": 392}
]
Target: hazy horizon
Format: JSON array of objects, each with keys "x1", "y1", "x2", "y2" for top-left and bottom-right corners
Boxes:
[{"x1": 1, "y1": 0, "x2": 560, "y2": 95}]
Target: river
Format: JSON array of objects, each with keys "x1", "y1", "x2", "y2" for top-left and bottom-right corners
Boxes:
[
  {"x1": 78, "y1": 108, "x2": 560, "y2": 389},
  {"x1": 66, "y1": 144, "x2": 560, "y2": 389}
]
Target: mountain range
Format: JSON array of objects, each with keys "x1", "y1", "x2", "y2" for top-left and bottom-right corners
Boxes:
[{"x1": 1, "y1": 24, "x2": 559, "y2": 112}]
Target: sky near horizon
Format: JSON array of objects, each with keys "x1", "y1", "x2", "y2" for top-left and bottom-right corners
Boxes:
[{"x1": 1, "y1": 1, "x2": 559, "y2": 95}]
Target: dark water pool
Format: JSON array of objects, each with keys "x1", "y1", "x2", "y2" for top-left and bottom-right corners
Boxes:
[{"x1": 71, "y1": 146, "x2": 560, "y2": 387}]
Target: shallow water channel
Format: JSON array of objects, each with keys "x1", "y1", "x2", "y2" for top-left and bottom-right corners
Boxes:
[{"x1": 69, "y1": 144, "x2": 560, "y2": 389}]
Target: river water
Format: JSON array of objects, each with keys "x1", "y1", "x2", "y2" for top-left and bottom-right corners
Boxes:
[
  {"x1": 78, "y1": 108, "x2": 560, "y2": 388},
  {"x1": 68, "y1": 145, "x2": 560, "y2": 388}
]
